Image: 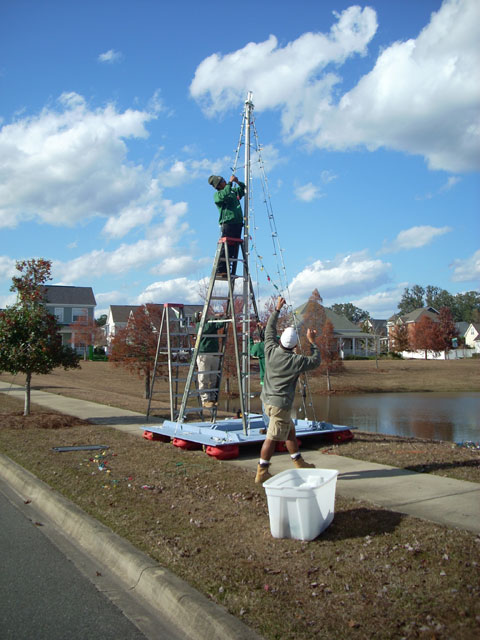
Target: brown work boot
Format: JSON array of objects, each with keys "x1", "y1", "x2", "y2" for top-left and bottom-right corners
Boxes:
[
  {"x1": 255, "y1": 463, "x2": 272, "y2": 484},
  {"x1": 293, "y1": 456, "x2": 315, "y2": 469}
]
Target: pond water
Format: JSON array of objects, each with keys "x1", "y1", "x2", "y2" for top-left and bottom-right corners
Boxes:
[{"x1": 246, "y1": 392, "x2": 480, "y2": 444}]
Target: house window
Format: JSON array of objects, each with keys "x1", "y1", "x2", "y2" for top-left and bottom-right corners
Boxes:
[
  {"x1": 54, "y1": 307, "x2": 64, "y2": 322},
  {"x1": 72, "y1": 307, "x2": 88, "y2": 323}
]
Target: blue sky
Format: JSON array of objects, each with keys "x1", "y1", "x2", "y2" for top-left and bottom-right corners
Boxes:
[{"x1": 1, "y1": 0, "x2": 479, "y2": 319}]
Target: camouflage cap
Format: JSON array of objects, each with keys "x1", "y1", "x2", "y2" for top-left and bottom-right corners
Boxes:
[{"x1": 208, "y1": 175, "x2": 223, "y2": 188}]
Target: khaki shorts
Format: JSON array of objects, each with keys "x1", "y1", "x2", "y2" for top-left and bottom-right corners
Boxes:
[{"x1": 265, "y1": 404, "x2": 294, "y2": 441}]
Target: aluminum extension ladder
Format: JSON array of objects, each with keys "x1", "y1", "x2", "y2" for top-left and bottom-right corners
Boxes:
[{"x1": 146, "y1": 303, "x2": 199, "y2": 421}]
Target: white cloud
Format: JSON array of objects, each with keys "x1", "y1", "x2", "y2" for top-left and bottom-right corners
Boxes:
[
  {"x1": 98, "y1": 49, "x2": 123, "y2": 64},
  {"x1": 137, "y1": 277, "x2": 205, "y2": 305},
  {"x1": 295, "y1": 182, "x2": 323, "y2": 202},
  {"x1": 416, "y1": 175, "x2": 461, "y2": 200},
  {"x1": 95, "y1": 290, "x2": 130, "y2": 306},
  {"x1": 380, "y1": 225, "x2": 452, "y2": 254},
  {"x1": 191, "y1": 0, "x2": 480, "y2": 172},
  {"x1": 0, "y1": 256, "x2": 16, "y2": 281},
  {"x1": 0, "y1": 291, "x2": 17, "y2": 308},
  {"x1": 288, "y1": 251, "x2": 392, "y2": 306},
  {"x1": 439, "y1": 176, "x2": 461, "y2": 192},
  {"x1": 151, "y1": 255, "x2": 210, "y2": 277},
  {"x1": 348, "y1": 284, "x2": 408, "y2": 319},
  {"x1": 320, "y1": 170, "x2": 337, "y2": 184},
  {"x1": 0, "y1": 92, "x2": 167, "y2": 235},
  {"x1": 191, "y1": 6, "x2": 377, "y2": 116},
  {"x1": 54, "y1": 214, "x2": 191, "y2": 283},
  {"x1": 450, "y1": 249, "x2": 480, "y2": 282},
  {"x1": 156, "y1": 143, "x2": 282, "y2": 189}
]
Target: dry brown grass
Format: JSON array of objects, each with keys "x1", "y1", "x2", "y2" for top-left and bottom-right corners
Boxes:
[
  {"x1": 1, "y1": 398, "x2": 479, "y2": 640},
  {"x1": 0, "y1": 357, "x2": 479, "y2": 415}
]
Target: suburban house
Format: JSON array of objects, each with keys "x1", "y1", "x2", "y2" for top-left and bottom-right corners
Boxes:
[
  {"x1": 105, "y1": 303, "x2": 203, "y2": 351},
  {"x1": 105, "y1": 305, "x2": 140, "y2": 350},
  {"x1": 455, "y1": 321, "x2": 470, "y2": 343},
  {"x1": 294, "y1": 303, "x2": 374, "y2": 358},
  {"x1": 387, "y1": 306, "x2": 439, "y2": 350},
  {"x1": 464, "y1": 323, "x2": 480, "y2": 353},
  {"x1": 360, "y1": 318, "x2": 388, "y2": 353},
  {"x1": 42, "y1": 285, "x2": 96, "y2": 350}
]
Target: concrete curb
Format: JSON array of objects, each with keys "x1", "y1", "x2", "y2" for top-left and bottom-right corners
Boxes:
[{"x1": 0, "y1": 453, "x2": 262, "y2": 640}]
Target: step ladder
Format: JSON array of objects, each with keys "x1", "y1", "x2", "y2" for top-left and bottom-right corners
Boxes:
[
  {"x1": 147, "y1": 236, "x2": 259, "y2": 433},
  {"x1": 146, "y1": 303, "x2": 199, "y2": 421}
]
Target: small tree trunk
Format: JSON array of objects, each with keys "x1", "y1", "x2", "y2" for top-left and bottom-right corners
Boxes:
[
  {"x1": 326, "y1": 369, "x2": 331, "y2": 392},
  {"x1": 225, "y1": 377, "x2": 230, "y2": 396},
  {"x1": 145, "y1": 369, "x2": 151, "y2": 399},
  {"x1": 24, "y1": 371, "x2": 31, "y2": 416}
]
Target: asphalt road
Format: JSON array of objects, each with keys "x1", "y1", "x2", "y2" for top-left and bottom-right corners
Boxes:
[{"x1": 0, "y1": 484, "x2": 184, "y2": 640}]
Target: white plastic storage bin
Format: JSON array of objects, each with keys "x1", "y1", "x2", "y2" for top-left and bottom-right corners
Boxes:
[{"x1": 263, "y1": 468, "x2": 338, "y2": 540}]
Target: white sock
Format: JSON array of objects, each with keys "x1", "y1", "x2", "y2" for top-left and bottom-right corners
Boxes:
[
  {"x1": 291, "y1": 453, "x2": 301, "y2": 460},
  {"x1": 259, "y1": 458, "x2": 270, "y2": 466}
]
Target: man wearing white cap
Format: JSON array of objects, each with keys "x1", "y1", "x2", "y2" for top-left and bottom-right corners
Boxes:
[{"x1": 255, "y1": 296, "x2": 321, "y2": 483}]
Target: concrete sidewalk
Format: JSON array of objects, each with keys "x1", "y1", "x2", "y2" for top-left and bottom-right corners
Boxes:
[{"x1": 1, "y1": 380, "x2": 479, "y2": 534}]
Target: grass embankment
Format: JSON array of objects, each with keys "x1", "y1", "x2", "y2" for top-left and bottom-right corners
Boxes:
[
  {"x1": 0, "y1": 358, "x2": 479, "y2": 419},
  {"x1": 0, "y1": 394, "x2": 479, "y2": 640}
]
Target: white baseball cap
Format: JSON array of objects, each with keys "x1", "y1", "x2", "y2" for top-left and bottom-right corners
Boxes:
[{"x1": 280, "y1": 327, "x2": 298, "y2": 349}]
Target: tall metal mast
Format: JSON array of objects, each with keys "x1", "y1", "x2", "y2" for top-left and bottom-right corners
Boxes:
[{"x1": 242, "y1": 92, "x2": 253, "y2": 420}]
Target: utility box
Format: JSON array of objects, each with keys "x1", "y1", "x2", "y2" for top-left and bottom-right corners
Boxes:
[{"x1": 263, "y1": 468, "x2": 338, "y2": 540}]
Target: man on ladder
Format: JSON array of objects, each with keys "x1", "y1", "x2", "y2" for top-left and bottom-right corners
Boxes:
[
  {"x1": 208, "y1": 174, "x2": 245, "y2": 278},
  {"x1": 194, "y1": 310, "x2": 226, "y2": 409}
]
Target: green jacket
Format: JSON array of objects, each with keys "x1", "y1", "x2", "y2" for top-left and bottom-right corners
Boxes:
[
  {"x1": 261, "y1": 310, "x2": 320, "y2": 409},
  {"x1": 249, "y1": 338, "x2": 265, "y2": 384},
  {"x1": 214, "y1": 181, "x2": 245, "y2": 225},
  {"x1": 196, "y1": 320, "x2": 226, "y2": 354}
]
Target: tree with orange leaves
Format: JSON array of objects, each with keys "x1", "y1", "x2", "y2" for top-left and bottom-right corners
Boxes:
[
  {"x1": 109, "y1": 303, "x2": 163, "y2": 398},
  {"x1": 437, "y1": 307, "x2": 458, "y2": 354},
  {"x1": 317, "y1": 318, "x2": 343, "y2": 391},
  {"x1": 390, "y1": 322, "x2": 410, "y2": 353},
  {"x1": 411, "y1": 316, "x2": 443, "y2": 359},
  {"x1": 69, "y1": 316, "x2": 104, "y2": 360},
  {"x1": 298, "y1": 289, "x2": 343, "y2": 390}
]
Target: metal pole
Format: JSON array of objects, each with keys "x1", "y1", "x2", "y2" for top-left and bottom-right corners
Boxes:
[{"x1": 243, "y1": 92, "x2": 253, "y2": 423}]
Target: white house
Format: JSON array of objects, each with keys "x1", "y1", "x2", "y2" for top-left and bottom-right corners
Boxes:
[
  {"x1": 464, "y1": 323, "x2": 480, "y2": 353},
  {"x1": 104, "y1": 305, "x2": 140, "y2": 350}
]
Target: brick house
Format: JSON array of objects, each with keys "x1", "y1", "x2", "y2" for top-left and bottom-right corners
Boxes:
[{"x1": 387, "y1": 306, "x2": 440, "y2": 350}]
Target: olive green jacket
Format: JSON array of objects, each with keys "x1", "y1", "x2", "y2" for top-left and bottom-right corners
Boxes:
[
  {"x1": 213, "y1": 181, "x2": 245, "y2": 225},
  {"x1": 261, "y1": 310, "x2": 320, "y2": 409}
]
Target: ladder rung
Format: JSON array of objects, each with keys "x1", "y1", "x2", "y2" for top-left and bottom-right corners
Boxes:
[{"x1": 184, "y1": 387, "x2": 220, "y2": 395}]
